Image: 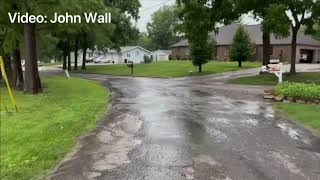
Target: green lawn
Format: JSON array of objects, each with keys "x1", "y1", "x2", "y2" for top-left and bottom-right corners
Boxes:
[
  {"x1": 1, "y1": 76, "x2": 108, "y2": 180},
  {"x1": 276, "y1": 103, "x2": 320, "y2": 134},
  {"x1": 78, "y1": 61, "x2": 259, "y2": 77},
  {"x1": 38, "y1": 62, "x2": 61, "y2": 67},
  {"x1": 229, "y1": 72, "x2": 320, "y2": 85}
]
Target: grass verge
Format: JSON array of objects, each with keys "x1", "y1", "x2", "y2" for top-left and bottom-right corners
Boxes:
[
  {"x1": 38, "y1": 62, "x2": 61, "y2": 67},
  {"x1": 228, "y1": 72, "x2": 320, "y2": 85},
  {"x1": 275, "y1": 103, "x2": 320, "y2": 134},
  {"x1": 1, "y1": 76, "x2": 108, "y2": 180},
  {"x1": 78, "y1": 61, "x2": 259, "y2": 77}
]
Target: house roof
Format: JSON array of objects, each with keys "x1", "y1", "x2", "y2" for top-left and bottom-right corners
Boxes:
[
  {"x1": 152, "y1": 49, "x2": 172, "y2": 55},
  {"x1": 172, "y1": 24, "x2": 320, "y2": 47},
  {"x1": 172, "y1": 39, "x2": 189, "y2": 47},
  {"x1": 120, "y1": 46, "x2": 151, "y2": 54}
]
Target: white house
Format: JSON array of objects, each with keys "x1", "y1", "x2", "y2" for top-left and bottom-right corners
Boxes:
[
  {"x1": 70, "y1": 46, "x2": 151, "y2": 64},
  {"x1": 151, "y1": 50, "x2": 172, "y2": 61},
  {"x1": 121, "y1": 46, "x2": 151, "y2": 64}
]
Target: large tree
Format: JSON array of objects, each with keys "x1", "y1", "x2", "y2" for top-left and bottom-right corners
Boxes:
[
  {"x1": 263, "y1": 0, "x2": 320, "y2": 74},
  {"x1": 7, "y1": 0, "x2": 60, "y2": 93},
  {"x1": 137, "y1": 32, "x2": 154, "y2": 50},
  {"x1": 79, "y1": 0, "x2": 140, "y2": 69},
  {"x1": 235, "y1": 0, "x2": 279, "y2": 66},
  {"x1": 177, "y1": 0, "x2": 236, "y2": 72},
  {"x1": 0, "y1": 1, "x2": 24, "y2": 90},
  {"x1": 147, "y1": 5, "x2": 180, "y2": 50}
]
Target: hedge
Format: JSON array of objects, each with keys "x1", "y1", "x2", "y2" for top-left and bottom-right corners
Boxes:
[{"x1": 275, "y1": 82, "x2": 320, "y2": 100}]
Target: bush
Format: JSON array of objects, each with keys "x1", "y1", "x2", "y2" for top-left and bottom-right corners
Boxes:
[
  {"x1": 168, "y1": 54, "x2": 173, "y2": 60},
  {"x1": 144, "y1": 55, "x2": 153, "y2": 64},
  {"x1": 275, "y1": 82, "x2": 320, "y2": 100},
  {"x1": 230, "y1": 25, "x2": 254, "y2": 67}
]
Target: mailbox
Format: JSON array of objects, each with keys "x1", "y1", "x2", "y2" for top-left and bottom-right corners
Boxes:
[{"x1": 127, "y1": 61, "x2": 135, "y2": 75}]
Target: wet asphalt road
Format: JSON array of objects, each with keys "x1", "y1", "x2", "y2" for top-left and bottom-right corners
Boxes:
[{"x1": 50, "y1": 70, "x2": 320, "y2": 180}]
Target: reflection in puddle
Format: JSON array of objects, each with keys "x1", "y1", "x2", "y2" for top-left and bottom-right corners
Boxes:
[
  {"x1": 242, "y1": 118, "x2": 258, "y2": 126},
  {"x1": 276, "y1": 122, "x2": 301, "y2": 140},
  {"x1": 270, "y1": 151, "x2": 304, "y2": 177},
  {"x1": 206, "y1": 128, "x2": 228, "y2": 142}
]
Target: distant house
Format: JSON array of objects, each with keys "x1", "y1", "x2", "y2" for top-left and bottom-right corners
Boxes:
[
  {"x1": 70, "y1": 46, "x2": 151, "y2": 64},
  {"x1": 172, "y1": 24, "x2": 320, "y2": 63},
  {"x1": 151, "y1": 50, "x2": 172, "y2": 61},
  {"x1": 120, "y1": 46, "x2": 151, "y2": 64}
]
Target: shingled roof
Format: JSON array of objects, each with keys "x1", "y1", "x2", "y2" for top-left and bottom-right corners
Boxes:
[{"x1": 172, "y1": 24, "x2": 320, "y2": 47}]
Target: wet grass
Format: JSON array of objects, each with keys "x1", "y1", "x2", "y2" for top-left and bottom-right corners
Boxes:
[
  {"x1": 1, "y1": 76, "x2": 108, "y2": 180},
  {"x1": 38, "y1": 62, "x2": 61, "y2": 67},
  {"x1": 229, "y1": 72, "x2": 320, "y2": 86},
  {"x1": 77, "y1": 61, "x2": 259, "y2": 77},
  {"x1": 276, "y1": 103, "x2": 320, "y2": 133}
]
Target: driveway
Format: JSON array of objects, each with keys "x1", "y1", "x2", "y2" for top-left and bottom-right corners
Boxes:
[{"x1": 49, "y1": 70, "x2": 320, "y2": 180}]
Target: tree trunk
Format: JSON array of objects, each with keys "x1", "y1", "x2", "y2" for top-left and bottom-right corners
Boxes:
[
  {"x1": 238, "y1": 60, "x2": 242, "y2": 67},
  {"x1": 81, "y1": 33, "x2": 87, "y2": 70},
  {"x1": 63, "y1": 53, "x2": 67, "y2": 70},
  {"x1": 262, "y1": 29, "x2": 271, "y2": 65},
  {"x1": 12, "y1": 46, "x2": 24, "y2": 90},
  {"x1": 290, "y1": 29, "x2": 298, "y2": 74},
  {"x1": 24, "y1": 23, "x2": 42, "y2": 94},
  {"x1": 198, "y1": 64, "x2": 202, "y2": 72},
  {"x1": 74, "y1": 37, "x2": 79, "y2": 70},
  {"x1": 67, "y1": 51, "x2": 71, "y2": 71}
]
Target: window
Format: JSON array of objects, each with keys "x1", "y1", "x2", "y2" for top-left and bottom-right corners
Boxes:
[{"x1": 127, "y1": 53, "x2": 130, "y2": 58}]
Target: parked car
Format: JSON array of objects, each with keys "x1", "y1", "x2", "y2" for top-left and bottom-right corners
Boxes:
[
  {"x1": 93, "y1": 57, "x2": 107, "y2": 64},
  {"x1": 86, "y1": 57, "x2": 94, "y2": 63},
  {"x1": 299, "y1": 54, "x2": 308, "y2": 63}
]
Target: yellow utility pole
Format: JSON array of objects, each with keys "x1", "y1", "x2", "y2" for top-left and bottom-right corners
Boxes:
[{"x1": 0, "y1": 56, "x2": 18, "y2": 112}]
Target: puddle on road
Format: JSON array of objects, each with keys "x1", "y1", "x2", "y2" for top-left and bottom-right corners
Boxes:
[
  {"x1": 209, "y1": 96, "x2": 275, "y2": 120},
  {"x1": 276, "y1": 122, "x2": 301, "y2": 140},
  {"x1": 180, "y1": 154, "x2": 233, "y2": 180},
  {"x1": 209, "y1": 117, "x2": 230, "y2": 124},
  {"x1": 270, "y1": 151, "x2": 305, "y2": 177},
  {"x1": 206, "y1": 128, "x2": 228, "y2": 142},
  {"x1": 194, "y1": 154, "x2": 222, "y2": 167},
  {"x1": 243, "y1": 118, "x2": 258, "y2": 126}
]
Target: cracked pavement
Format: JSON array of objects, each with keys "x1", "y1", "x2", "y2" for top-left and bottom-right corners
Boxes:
[{"x1": 49, "y1": 69, "x2": 320, "y2": 180}]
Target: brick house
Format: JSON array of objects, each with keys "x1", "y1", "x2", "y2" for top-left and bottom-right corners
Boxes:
[{"x1": 171, "y1": 24, "x2": 320, "y2": 63}]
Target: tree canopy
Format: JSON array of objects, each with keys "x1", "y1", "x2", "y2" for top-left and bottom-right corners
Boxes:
[
  {"x1": 146, "y1": 5, "x2": 181, "y2": 50},
  {"x1": 262, "y1": 0, "x2": 320, "y2": 74},
  {"x1": 0, "y1": 0, "x2": 141, "y2": 93},
  {"x1": 177, "y1": 0, "x2": 237, "y2": 72}
]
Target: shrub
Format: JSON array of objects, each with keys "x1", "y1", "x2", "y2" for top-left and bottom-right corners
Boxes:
[
  {"x1": 168, "y1": 54, "x2": 173, "y2": 60},
  {"x1": 275, "y1": 82, "x2": 320, "y2": 100},
  {"x1": 230, "y1": 25, "x2": 254, "y2": 67},
  {"x1": 144, "y1": 55, "x2": 153, "y2": 64}
]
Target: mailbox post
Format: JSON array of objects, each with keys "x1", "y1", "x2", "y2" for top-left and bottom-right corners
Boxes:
[
  {"x1": 127, "y1": 61, "x2": 135, "y2": 76},
  {"x1": 260, "y1": 59, "x2": 284, "y2": 84}
]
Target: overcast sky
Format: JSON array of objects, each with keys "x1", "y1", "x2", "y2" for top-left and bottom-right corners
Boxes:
[{"x1": 137, "y1": 0, "x2": 260, "y2": 32}]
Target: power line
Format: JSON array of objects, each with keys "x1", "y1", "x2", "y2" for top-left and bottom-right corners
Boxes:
[{"x1": 139, "y1": 0, "x2": 175, "y2": 12}]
